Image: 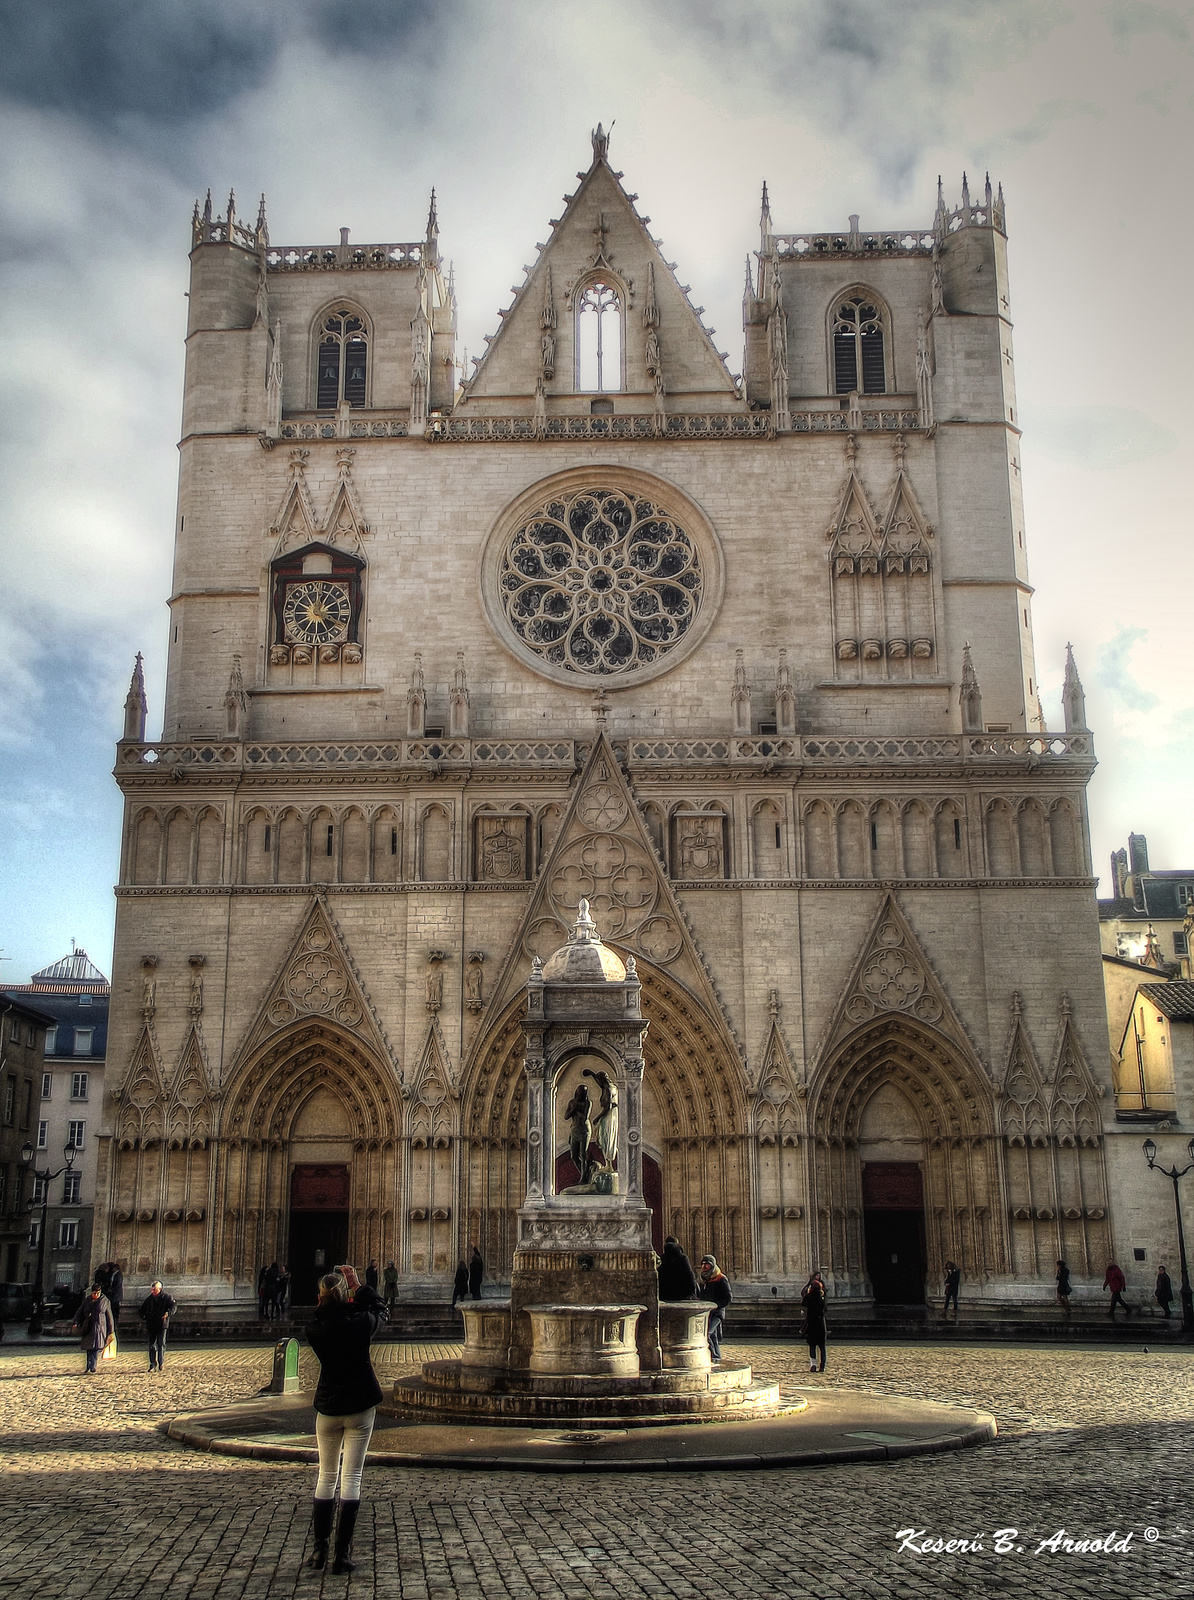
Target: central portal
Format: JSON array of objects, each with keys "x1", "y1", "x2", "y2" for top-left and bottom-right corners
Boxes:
[
  {"x1": 288, "y1": 1163, "x2": 350, "y2": 1305},
  {"x1": 862, "y1": 1161, "x2": 926, "y2": 1306}
]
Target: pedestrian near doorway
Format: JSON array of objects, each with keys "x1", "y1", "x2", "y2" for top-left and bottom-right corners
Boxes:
[
  {"x1": 272, "y1": 1265, "x2": 290, "y2": 1321},
  {"x1": 468, "y1": 1246, "x2": 484, "y2": 1301},
  {"x1": 74, "y1": 1283, "x2": 114, "y2": 1375},
  {"x1": 1056, "y1": 1259, "x2": 1072, "y2": 1318},
  {"x1": 1103, "y1": 1261, "x2": 1133, "y2": 1317},
  {"x1": 1155, "y1": 1264, "x2": 1174, "y2": 1318},
  {"x1": 304, "y1": 1271, "x2": 385, "y2": 1576},
  {"x1": 139, "y1": 1280, "x2": 176, "y2": 1372},
  {"x1": 451, "y1": 1261, "x2": 469, "y2": 1309},
  {"x1": 942, "y1": 1260, "x2": 960, "y2": 1320},
  {"x1": 801, "y1": 1271, "x2": 827, "y2": 1372},
  {"x1": 699, "y1": 1255, "x2": 732, "y2": 1361},
  {"x1": 383, "y1": 1261, "x2": 398, "y2": 1314},
  {"x1": 365, "y1": 1261, "x2": 379, "y2": 1291}
]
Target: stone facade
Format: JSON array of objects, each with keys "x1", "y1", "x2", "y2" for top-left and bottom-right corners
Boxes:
[{"x1": 98, "y1": 133, "x2": 1158, "y2": 1312}]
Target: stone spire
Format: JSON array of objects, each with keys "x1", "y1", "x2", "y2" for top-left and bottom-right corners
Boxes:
[
  {"x1": 223, "y1": 653, "x2": 249, "y2": 737},
  {"x1": 1062, "y1": 643, "x2": 1087, "y2": 731},
  {"x1": 959, "y1": 645, "x2": 983, "y2": 733},
  {"x1": 255, "y1": 192, "x2": 269, "y2": 246},
  {"x1": 123, "y1": 652, "x2": 147, "y2": 742},
  {"x1": 760, "y1": 179, "x2": 772, "y2": 254},
  {"x1": 406, "y1": 653, "x2": 426, "y2": 738},
  {"x1": 732, "y1": 648, "x2": 751, "y2": 736},
  {"x1": 449, "y1": 650, "x2": 470, "y2": 738},
  {"x1": 774, "y1": 648, "x2": 797, "y2": 737}
]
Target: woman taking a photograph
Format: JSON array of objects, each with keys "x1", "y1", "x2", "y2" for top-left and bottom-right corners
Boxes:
[{"x1": 305, "y1": 1270, "x2": 385, "y2": 1574}]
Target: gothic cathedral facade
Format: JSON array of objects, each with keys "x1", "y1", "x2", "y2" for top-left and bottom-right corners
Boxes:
[{"x1": 99, "y1": 131, "x2": 1118, "y2": 1310}]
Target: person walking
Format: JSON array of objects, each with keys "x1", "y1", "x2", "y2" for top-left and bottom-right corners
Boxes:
[
  {"x1": 272, "y1": 1265, "x2": 290, "y2": 1322},
  {"x1": 657, "y1": 1236, "x2": 698, "y2": 1301},
  {"x1": 1056, "y1": 1259, "x2": 1072, "y2": 1318},
  {"x1": 74, "y1": 1282, "x2": 114, "y2": 1375},
  {"x1": 139, "y1": 1280, "x2": 177, "y2": 1372},
  {"x1": 801, "y1": 1271, "x2": 828, "y2": 1372},
  {"x1": 942, "y1": 1260, "x2": 961, "y2": 1321},
  {"x1": 383, "y1": 1261, "x2": 399, "y2": 1315},
  {"x1": 257, "y1": 1264, "x2": 271, "y2": 1320},
  {"x1": 1155, "y1": 1264, "x2": 1174, "y2": 1319},
  {"x1": 450, "y1": 1260, "x2": 469, "y2": 1310},
  {"x1": 699, "y1": 1255, "x2": 732, "y2": 1362},
  {"x1": 1103, "y1": 1261, "x2": 1132, "y2": 1317},
  {"x1": 468, "y1": 1246, "x2": 485, "y2": 1301},
  {"x1": 304, "y1": 1271, "x2": 385, "y2": 1576},
  {"x1": 106, "y1": 1263, "x2": 124, "y2": 1329}
]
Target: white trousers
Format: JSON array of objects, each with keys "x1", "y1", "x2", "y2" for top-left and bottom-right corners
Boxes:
[{"x1": 314, "y1": 1406, "x2": 376, "y2": 1501}]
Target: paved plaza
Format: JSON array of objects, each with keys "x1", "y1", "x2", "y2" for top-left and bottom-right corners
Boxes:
[{"x1": 0, "y1": 1337, "x2": 1190, "y2": 1598}]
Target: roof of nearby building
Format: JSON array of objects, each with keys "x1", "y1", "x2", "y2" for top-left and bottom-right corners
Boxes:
[
  {"x1": 1, "y1": 993, "x2": 58, "y2": 1027},
  {"x1": 1138, "y1": 982, "x2": 1194, "y2": 1022},
  {"x1": 29, "y1": 949, "x2": 109, "y2": 987}
]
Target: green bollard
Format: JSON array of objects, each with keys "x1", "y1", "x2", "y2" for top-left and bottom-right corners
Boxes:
[{"x1": 271, "y1": 1336, "x2": 300, "y2": 1394}]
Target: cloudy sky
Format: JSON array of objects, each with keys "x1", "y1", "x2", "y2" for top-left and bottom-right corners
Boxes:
[{"x1": 1, "y1": 0, "x2": 1191, "y2": 982}]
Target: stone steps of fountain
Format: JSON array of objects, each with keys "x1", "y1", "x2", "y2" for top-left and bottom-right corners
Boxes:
[
  {"x1": 384, "y1": 1367, "x2": 787, "y2": 1427},
  {"x1": 418, "y1": 1357, "x2": 754, "y2": 1397}
]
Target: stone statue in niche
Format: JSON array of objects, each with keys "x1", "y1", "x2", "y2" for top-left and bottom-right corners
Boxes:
[
  {"x1": 188, "y1": 958, "x2": 205, "y2": 1018},
  {"x1": 426, "y1": 956, "x2": 444, "y2": 1013},
  {"x1": 562, "y1": 1083, "x2": 592, "y2": 1186},
  {"x1": 583, "y1": 1067, "x2": 619, "y2": 1169},
  {"x1": 465, "y1": 953, "x2": 484, "y2": 1013}
]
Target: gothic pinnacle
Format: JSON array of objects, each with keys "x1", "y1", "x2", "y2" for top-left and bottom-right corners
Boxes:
[{"x1": 427, "y1": 188, "x2": 438, "y2": 240}]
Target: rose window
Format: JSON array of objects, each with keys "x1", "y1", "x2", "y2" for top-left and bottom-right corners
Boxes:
[{"x1": 497, "y1": 487, "x2": 703, "y2": 677}]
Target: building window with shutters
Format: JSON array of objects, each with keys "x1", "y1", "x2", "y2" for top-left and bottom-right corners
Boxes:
[
  {"x1": 68, "y1": 1120, "x2": 86, "y2": 1150},
  {"x1": 71, "y1": 1072, "x2": 89, "y2": 1101},
  {"x1": 314, "y1": 307, "x2": 370, "y2": 409},
  {"x1": 58, "y1": 1220, "x2": 79, "y2": 1250},
  {"x1": 63, "y1": 1171, "x2": 81, "y2": 1205},
  {"x1": 831, "y1": 291, "x2": 889, "y2": 394}
]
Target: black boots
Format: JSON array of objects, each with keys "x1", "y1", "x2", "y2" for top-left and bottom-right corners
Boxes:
[
  {"x1": 307, "y1": 1499, "x2": 335, "y2": 1570},
  {"x1": 332, "y1": 1500, "x2": 360, "y2": 1575}
]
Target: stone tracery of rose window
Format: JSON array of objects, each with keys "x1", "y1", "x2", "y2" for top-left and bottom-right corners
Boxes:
[{"x1": 497, "y1": 487, "x2": 703, "y2": 677}]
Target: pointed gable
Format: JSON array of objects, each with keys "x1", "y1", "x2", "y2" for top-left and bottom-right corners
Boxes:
[
  {"x1": 461, "y1": 130, "x2": 739, "y2": 412},
  {"x1": 167, "y1": 1024, "x2": 214, "y2": 1146},
  {"x1": 230, "y1": 895, "x2": 398, "y2": 1076},
  {"x1": 117, "y1": 1024, "x2": 166, "y2": 1145},
  {"x1": 1000, "y1": 993, "x2": 1049, "y2": 1145},
  {"x1": 472, "y1": 733, "x2": 744, "y2": 1072},
  {"x1": 813, "y1": 893, "x2": 979, "y2": 1072}
]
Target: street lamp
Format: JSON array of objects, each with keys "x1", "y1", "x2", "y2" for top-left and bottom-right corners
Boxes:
[
  {"x1": 1143, "y1": 1136, "x2": 1194, "y2": 1338},
  {"x1": 19, "y1": 1141, "x2": 77, "y2": 1337}
]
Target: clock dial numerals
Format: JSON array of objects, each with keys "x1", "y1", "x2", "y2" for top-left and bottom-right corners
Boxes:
[{"x1": 282, "y1": 581, "x2": 352, "y2": 645}]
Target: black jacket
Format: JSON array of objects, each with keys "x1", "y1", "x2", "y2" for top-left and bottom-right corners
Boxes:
[
  {"x1": 139, "y1": 1290, "x2": 176, "y2": 1331},
  {"x1": 658, "y1": 1242, "x2": 698, "y2": 1301},
  {"x1": 306, "y1": 1291, "x2": 385, "y2": 1415},
  {"x1": 700, "y1": 1271, "x2": 732, "y2": 1311},
  {"x1": 801, "y1": 1282, "x2": 827, "y2": 1328},
  {"x1": 468, "y1": 1253, "x2": 484, "y2": 1292}
]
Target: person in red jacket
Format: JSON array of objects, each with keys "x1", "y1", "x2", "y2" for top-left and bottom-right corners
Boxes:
[{"x1": 1103, "y1": 1261, "x2": 1132, "y2": 1317}]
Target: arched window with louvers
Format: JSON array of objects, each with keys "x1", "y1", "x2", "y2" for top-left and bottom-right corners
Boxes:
[
  {"x1": 312, "y1": 305, "x2": 370, "y2": 409},
  {"x1": 829, "y1": 289, "x2": 890, "y2": 395}
]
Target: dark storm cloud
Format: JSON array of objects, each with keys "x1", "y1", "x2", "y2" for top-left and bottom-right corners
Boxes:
[{"x1": 0, "y1": 0, "x2": 452, "y2": 132}]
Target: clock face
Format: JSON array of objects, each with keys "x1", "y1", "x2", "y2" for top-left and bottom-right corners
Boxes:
[{"x1": 282, "y1": 580, "x2": 352, "y2": 645}]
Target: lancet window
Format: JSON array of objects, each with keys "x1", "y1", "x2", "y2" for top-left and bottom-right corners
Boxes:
[
  {"x1": 832, "y1": 293, "x2": 887, "y2": 394},
  {"x1": 315, "y1": 308, "x2": 369, "y2": 409},
  {"x1": 576, "y1": 280, "x2": 622, "y2": 392}
]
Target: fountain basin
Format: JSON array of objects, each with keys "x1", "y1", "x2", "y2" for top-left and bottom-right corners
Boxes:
[{"x1": 526, "y1": 1303, "x2": 644, "y2": 1377}]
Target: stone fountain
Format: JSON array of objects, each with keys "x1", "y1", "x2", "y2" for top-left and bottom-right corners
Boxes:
[{"x1": 387, "y1": 902, "x2": 786, "y2": 1428}]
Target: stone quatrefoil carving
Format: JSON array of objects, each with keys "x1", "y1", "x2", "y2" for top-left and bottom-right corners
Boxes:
[
  {"x1": 498, "y1": 487, "x2": 703, "y2": 677},
  {"x1": 267, "y1": 922, "x2": 363, "y2": 1029},
  {"x1": 844, "y1": 918, "x2": 943, "y2": 1025}
]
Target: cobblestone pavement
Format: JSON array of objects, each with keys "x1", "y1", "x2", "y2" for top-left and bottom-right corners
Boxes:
[{"x1": 1, "y1": 1338, "x2": 1191, "y2": 1598}]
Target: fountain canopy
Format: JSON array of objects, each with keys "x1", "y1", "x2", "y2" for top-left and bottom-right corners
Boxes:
[{"x1": 540, "y1": 899, "x2": 627, "y2": 984}]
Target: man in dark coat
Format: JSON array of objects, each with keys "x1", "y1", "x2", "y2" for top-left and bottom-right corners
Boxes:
[
  {"x1": 139, "y1": 1279, "x2": 177, "y2": 1371},
  {"x1": 450, "y1": 1261, "x2": 470, "y2": 1309},
  {"x1": 657, "y1": 1237, "x2": 698, "y2": 1301},
  {"x1": 106, "y1": 1264, "x2": 124, "y2": 1328},
  {"x1": 1155, "y1": 1264, "x2": 1174, "y2": 1318},
  {"x1": 468, "y1": 1247, "x2": 484, "y2": 1301},
  {"x1": 365, "y1": 1261, "x2": 379, "y2": 1291},
  {"x1": 699, "y1": 1255, "x2": 732, "y2": 1361}
]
